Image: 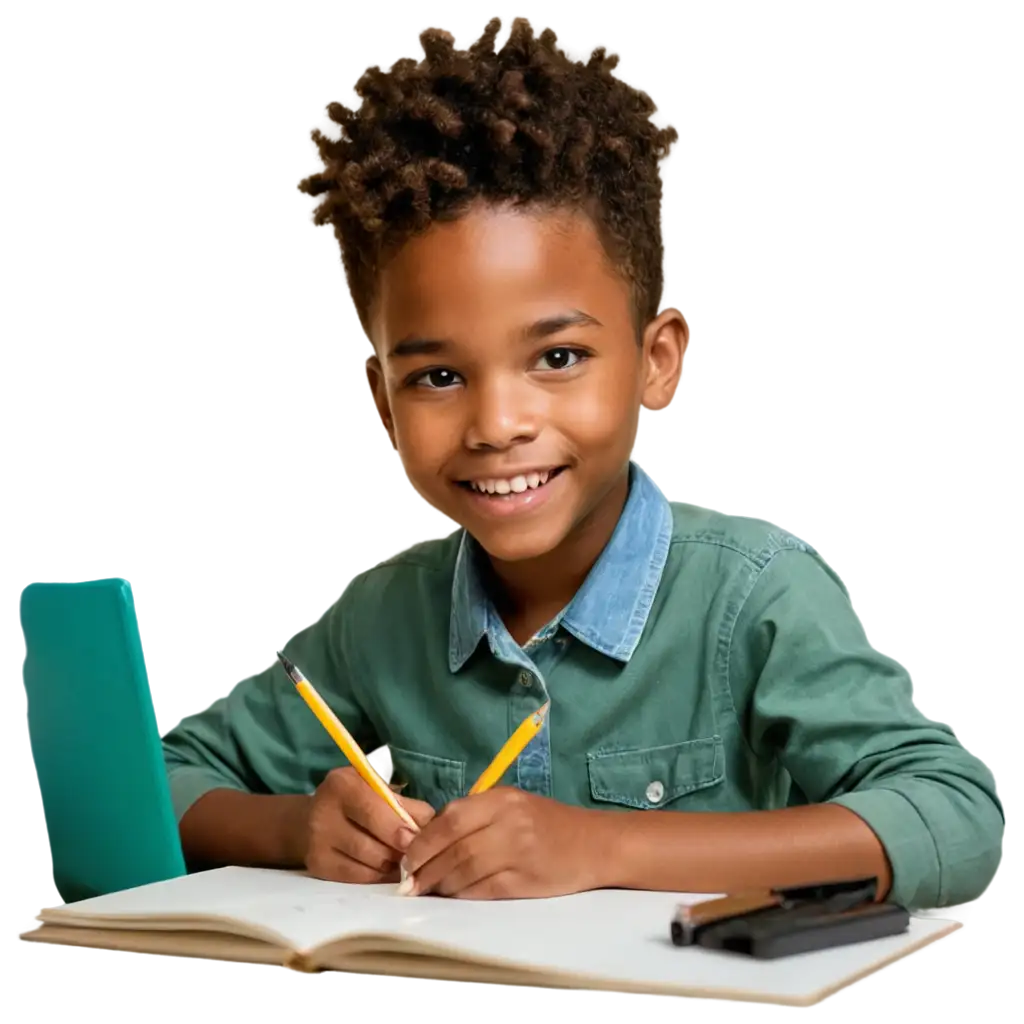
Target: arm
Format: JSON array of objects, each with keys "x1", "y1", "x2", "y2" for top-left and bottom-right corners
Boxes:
[
  {"x1": 162, "y1": 591, "x2": 379, "y2": 870},
  {"x1": 599, "y1": 547, "x2": 1002, "y2": 908},
  {"x1": 593, "y1": 802, "x2": 892, "y2": 897}
]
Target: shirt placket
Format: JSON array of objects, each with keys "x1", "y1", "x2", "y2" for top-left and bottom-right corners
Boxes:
[{"x1": 488, "y1": 624, "x2": 572, "y2": 798}]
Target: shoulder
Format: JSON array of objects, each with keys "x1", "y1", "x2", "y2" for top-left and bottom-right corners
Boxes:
[
  {"x1": 337, "y1": 530, "x2": 462, "y2": 614},
  {"x1": 667, "y1": 501, "x2": 812, "y2": 565},
  {"x1": 664, "y1": 500, "x2": 847, "y2": 594}
]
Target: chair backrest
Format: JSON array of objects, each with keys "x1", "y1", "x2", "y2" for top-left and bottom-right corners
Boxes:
[
  {"x1": 18, "y1": 573, "x2": 339, "y2": 901},
  {"x1": 21, "y1": 578, "x2": 186, "y2": 903}
]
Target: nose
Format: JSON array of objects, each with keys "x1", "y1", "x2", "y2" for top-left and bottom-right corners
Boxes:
[{"x1": 463, "y1": 374, "x2": 539, "y2": 451}]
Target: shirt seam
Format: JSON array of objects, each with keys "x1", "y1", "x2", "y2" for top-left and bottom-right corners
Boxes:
[
  {"x1": 719, "y1": 547, "x2": 800, "y2": 767},
  {"x1": 668, "y1": 532, "x2": 812, "y2": 569},
  {"x1": 332, "y1": 584, "x2": 385, "y2": 749}
]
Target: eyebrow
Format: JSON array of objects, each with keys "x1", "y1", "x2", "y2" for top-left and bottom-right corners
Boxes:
[
  {"x1": 389, "y1": 337, "x2": 447, "y2": 358},
  {"x1": 525, "y1": 309, "x2": 603, "y2": 339},
  {"x1": 389, "y1": 309, "x2": 603, "y2": 358}
]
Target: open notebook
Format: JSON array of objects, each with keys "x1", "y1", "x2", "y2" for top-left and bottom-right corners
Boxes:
[{"x1": 20, "y1": 866, "x2": 959, "y2": 1006}]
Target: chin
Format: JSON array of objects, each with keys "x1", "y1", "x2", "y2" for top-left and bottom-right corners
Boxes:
[{"x1": 467, "y1": 523, "x2": 567, "y2": 564}]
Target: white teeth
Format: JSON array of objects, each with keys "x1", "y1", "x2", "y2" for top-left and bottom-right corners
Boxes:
[{"x1": 469, "y1": 470, "x2": 556, "y2": 494}]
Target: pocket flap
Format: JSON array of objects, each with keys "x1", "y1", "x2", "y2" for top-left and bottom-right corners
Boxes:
[
  {"x1": 587, "y1": 736, "x2": 724, "y2": 809},
  {"x1": 388, "y1": 744, "x2": 466, "y2": 809}
]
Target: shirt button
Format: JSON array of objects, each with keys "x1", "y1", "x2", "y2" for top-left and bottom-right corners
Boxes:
[
  {"x1": 646, "y1": 780, "x2": 665, "y2": 805},
  {"x1": 518, "y1": 671, "x2": 532, "y2": 688}
]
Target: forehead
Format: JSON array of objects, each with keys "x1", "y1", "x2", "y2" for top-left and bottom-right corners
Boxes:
[{"x1": 369, "y1": 204, "x2": 630, "y2": 347}]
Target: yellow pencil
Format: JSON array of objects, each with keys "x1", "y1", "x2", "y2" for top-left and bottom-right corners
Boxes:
[
  {"x1": 469, "y1": 701, "x2": 551, "y2": 795},
  {"x1": 276, "y1": 652, "x2": 419, "y2": 832}
]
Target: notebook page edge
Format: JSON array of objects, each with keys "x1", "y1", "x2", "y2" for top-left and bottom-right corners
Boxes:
[
  {"x1": 34, "y1": 867, "x2": 399, "y2": 950},
  {"x1": 36, "y1": 909, "x2": 294, "y2": 949},
  {"x1": 315, "y1": 911, "x2": 960, "y2": 1003}
]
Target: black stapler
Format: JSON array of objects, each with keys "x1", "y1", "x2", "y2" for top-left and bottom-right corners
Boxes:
[{"x1": 670, "y1": 877, "x2": 909, "y2": 959}]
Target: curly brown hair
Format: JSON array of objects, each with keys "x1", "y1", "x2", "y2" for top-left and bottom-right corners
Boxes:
[{"x1": 298, "y1": 17, "x2": 677, "y2": 336}]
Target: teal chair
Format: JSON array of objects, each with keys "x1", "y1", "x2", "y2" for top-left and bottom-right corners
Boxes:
[{"x1": 21, "y1": 579, "x2": 186, "y2": 903}]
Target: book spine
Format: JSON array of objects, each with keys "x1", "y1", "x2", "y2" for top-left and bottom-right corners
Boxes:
[{"x1": 283, "y1": 950, "x2": 320, "y2": 973}]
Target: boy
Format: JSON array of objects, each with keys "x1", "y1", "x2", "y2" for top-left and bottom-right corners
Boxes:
[{"x1": 162, "y1": 18, "x2": 1002, "y2": 908}]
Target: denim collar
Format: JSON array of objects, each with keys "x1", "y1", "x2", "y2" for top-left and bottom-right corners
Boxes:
[{"x1": 448, "y1": 462, "x2": 673, "y2": 671}]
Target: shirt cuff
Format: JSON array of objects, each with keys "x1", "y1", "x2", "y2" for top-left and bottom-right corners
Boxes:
[
  {"x1": 827, "y1": 787, "x2": 941, "y2": 909},
  {"x1": 166, "y1": 765, "x2": 247, "y2": 822}
]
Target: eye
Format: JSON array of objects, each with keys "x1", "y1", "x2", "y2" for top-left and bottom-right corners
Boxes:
[
  {"x1": 535, "y1": 347, "x2": 588, "y2": 371},
  {"x1": 411, "y1": 367, "x2": 463, "y2": 389}
]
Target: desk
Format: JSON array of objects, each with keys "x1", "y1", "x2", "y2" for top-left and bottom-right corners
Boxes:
[{"x1": 2, "y1": 888, "x2": 1024, "y2": 1015}]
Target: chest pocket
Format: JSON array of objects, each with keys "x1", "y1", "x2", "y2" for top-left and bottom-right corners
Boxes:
[
  {"x1": 388, "y1": 745, "x2": 466, "y2": 811},
  {"x1": 587, "y1": 736, "x2": 724, "y2": 810}
]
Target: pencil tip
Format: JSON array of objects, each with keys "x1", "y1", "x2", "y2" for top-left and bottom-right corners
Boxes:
[{"x1": 276, "y1": 651, "x2": 295, "y2": 675}]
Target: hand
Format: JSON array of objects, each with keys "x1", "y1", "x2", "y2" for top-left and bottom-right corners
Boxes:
[
  {"x1": 400, "y1": 787, "x2": 606, "y2": 899},
  {"x1": 304, "y1": 767, "x2": 435, "y2": 883}
]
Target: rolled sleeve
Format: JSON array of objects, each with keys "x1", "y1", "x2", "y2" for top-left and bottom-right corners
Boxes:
[
  {"x1": 728, "y1": 547, "x2": 1004, "y2": 909},
  {"x1": 828, "y1": 788, "x2": 940, "y2": 907},
  {"x1": 163, "y1": 762, "x2": 249, "y2": 822},
  {"x1": 162, "y1": 590, "x2": 378, "y2": 821}
]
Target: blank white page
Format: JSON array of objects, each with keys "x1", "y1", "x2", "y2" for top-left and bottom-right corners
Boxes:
[
  {"x1": 46, "y1": 867, "x2": 326, "y2": 916},
  {"x1": 44, "y1": 867, "x2": 411, "y2": 947},
  {"x1": 45, "y1": 866, "x2": 716, "y2": 950},
  {"x1": 385, "y1": 886, "x2": 956, "y2": 1002}
]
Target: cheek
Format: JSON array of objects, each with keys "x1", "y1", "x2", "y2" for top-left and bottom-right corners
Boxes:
[
  {"x1": 557, "y1": 366, "x2": 640, "y2": 446},
  {"x1": 389, "y1": 405, "x2": 474, "y2": 518},
  {"x1": 390, "y1": 398, "x2": 463, "y2": 466}
]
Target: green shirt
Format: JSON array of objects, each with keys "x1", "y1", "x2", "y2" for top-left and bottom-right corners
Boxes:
[{"x1": 162, "y1": 463, "x2": 1003, "y2": 909}]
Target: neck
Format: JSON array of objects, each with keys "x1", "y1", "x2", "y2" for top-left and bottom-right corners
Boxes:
[{"x1": 484, "y1": 467, "x2": 631, "y2": 640}]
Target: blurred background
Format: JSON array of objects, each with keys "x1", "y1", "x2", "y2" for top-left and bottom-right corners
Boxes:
[{"x1": 2, "y1": 0, "x2": 1024, "y2": 950}]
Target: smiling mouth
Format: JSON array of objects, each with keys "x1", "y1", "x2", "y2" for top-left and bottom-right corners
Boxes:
[{"x1": 456, "y1": 466, "x2": 568, "y2": 496}]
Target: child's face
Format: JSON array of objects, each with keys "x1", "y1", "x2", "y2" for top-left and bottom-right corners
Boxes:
[{"x1": 366, "y1": 202, "x2": 685, "y2": 564}]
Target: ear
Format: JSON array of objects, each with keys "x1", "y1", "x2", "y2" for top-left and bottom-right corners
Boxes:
[
  {"x1": 640, "y1": 308, "x2": 688, "y2": 411},
  {"x1": 366, "y1": 355, "x2": 398, "y2": 450}
]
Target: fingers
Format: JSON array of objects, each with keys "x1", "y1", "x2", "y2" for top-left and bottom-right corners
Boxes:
[
  {"x1": 306, "y1": 845, "x2": 401, "y2": 884},
  {"x1": 400, "y1": 836, "x2": 469, "y2": 896},
  {"x1": 310, "y1": 768, "x2": 421, "y2": 880},
  {"x1": 309, "y1": 796, "x2": 398, "y2": 874},
  {"x1": 408, "y1": 823, "x2": 511, "y2": 897},
  {"x1": 453, "y1": 871, "x2": 520, "y2": 900},
  {"x1": 313, "y1": 767, "x2": 479, "y2": 888},
  {"x1": 330, "y1": 816, "x2": 402, "y2": 873},
  {"x1": 403, "y1": 791, "x2": 503, "y2": 876},
  {"x1": 327, "y1": 768, "x2": 419, "y2": 853}
]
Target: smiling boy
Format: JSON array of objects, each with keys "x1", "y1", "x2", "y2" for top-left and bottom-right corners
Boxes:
[{"x1": 162, "y1": 18, "x2": 1003, "y2": 908}]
